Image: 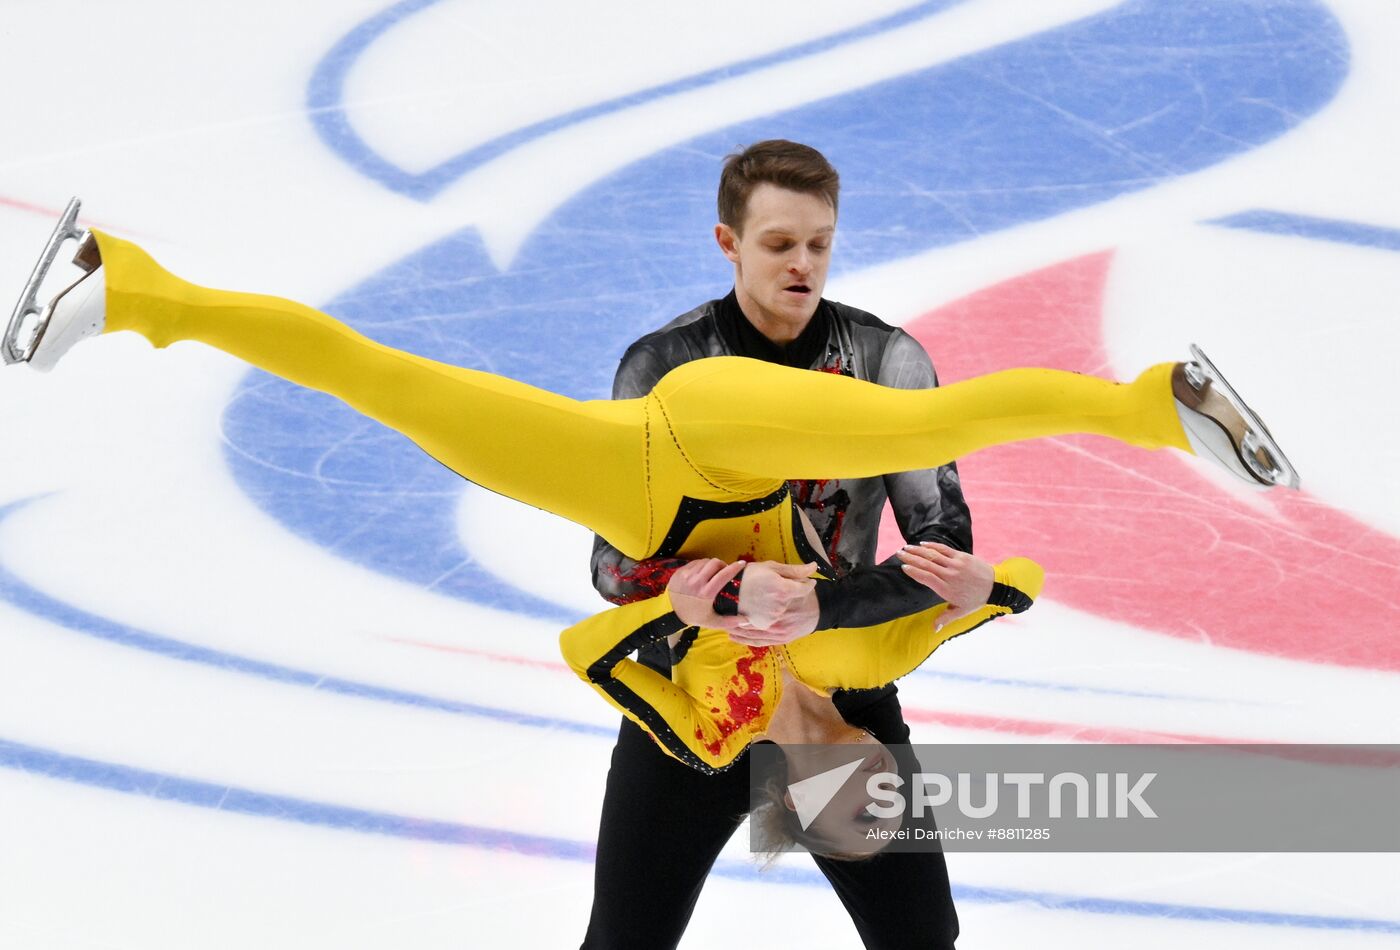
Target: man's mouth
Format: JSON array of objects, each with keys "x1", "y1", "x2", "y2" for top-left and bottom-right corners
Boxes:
[{"x1": 784, "y1": 284, "x2": 811, "y2": 295}]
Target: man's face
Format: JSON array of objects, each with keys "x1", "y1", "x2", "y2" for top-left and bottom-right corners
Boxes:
[{"x1": 716, "y1": 183, "x2": 835, "y2": 332}]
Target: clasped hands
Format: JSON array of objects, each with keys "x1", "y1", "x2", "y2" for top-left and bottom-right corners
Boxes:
[
  {"x1": 664, "y1": 558, "x2": 819, "y2": 646},
  {"x1": 665, "y1": 542, "x2": 994, "y2": 647}
]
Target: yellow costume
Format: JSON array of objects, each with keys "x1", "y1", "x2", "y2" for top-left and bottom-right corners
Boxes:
[
  {"x1": 559, "y1": 551, "x2": 1043, "y2": 772},
  {"x1": 90, "y1": 230, "x2": 1191, "y2": 771}
]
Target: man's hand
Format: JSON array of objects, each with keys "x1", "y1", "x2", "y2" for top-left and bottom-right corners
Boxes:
[
  {"x1": 727, "y1": 561, "x2": 820, "y2": 647},
  {"x1": 666, "y1": 559, "x2": 822, "y2": 645},
  {"x1": 666, "y1": 558, "x2": 748, "y2": 630},
  {"x1": 895, "y1": 542, "x2": 994, "y2": 628}
]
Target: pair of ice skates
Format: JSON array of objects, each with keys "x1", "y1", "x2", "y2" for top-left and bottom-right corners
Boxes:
[{"x1": 3, "y1": 198, "x2": 1303, "y2": 491}]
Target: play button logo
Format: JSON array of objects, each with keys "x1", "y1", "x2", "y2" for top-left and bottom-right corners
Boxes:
[{"x1": 787, "y1": 758, "x2": 866, "y2": 831}]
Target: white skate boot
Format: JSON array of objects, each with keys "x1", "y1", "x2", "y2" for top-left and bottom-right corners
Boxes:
[
  {"x1": 3, "y1": 197, "x2": 106, "y2": 372},
  {"x1": 1173, "y1": 344, "x2": 1301, "y2": 490}
]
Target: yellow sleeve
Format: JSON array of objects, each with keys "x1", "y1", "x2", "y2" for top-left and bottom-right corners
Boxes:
[
  {"x1": 558, "y1": 593, "x2": 733, "y2": 773},
  {"x1": 789, "y1": 556, "x2": 1045, "y2": 690}
]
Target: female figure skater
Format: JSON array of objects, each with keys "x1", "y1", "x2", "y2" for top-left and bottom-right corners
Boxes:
[{"x1": 5, "y1": 203, "x2": 1299, "y2": 848}]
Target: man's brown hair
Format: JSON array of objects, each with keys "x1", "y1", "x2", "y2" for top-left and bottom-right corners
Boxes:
[{"x1": 717, "y1": 140, "x2": 840, "y2": 234}]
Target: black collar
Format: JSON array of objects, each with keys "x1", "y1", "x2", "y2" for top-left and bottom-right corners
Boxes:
[{"x1": 715, "y1": 289, "x2": 830, "y2": 369}]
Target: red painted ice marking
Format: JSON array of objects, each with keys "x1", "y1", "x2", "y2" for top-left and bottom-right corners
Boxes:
[
  {"x1": 386, "y1": 637, "x2": 571, "y2": 671},
  {"x1": 0, "y1": 195, "x2": 78, "y2": 219},
  {"x1": 387, "y1": 636, "x2": 1390, "y2": 748},
  {"x1": 881, "y1": 252, "x2": 1400, "y2": 671},
  {"x1": 901, "y1": 708, "x2": 1400, "y2": 765},
  {"x1": 0, "y1": 194, "x2": 159, "y2": 238}
]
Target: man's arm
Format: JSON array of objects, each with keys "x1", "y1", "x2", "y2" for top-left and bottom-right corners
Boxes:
[{"x1": 811, "y1": 330, "x2": 974, "y2": 631}]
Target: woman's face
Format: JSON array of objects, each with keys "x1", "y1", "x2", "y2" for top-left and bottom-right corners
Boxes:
[{"x1": 782, "y1": 733, "x2": 904, "y2": 854}]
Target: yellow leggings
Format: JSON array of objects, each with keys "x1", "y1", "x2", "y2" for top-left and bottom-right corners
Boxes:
[{"x1": 92, "y1": 230, "x2": 1192, "y2": 560}]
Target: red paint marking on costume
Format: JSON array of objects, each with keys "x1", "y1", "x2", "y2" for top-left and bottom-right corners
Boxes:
[
  {"x1": 826, "y1": 507, "x2": 847, "y2": 559},
  {"x1": 792, "y1": 478, "x2": 847, "y2": 564},
  {"x1": 726, "y1": 683, "x2": 764, "y2": 722},
  {"x1": 725, "y1": 649, "x2": 768, "y2": 722},
  {"x1": 601, "y1": 557, "x2": 684, "y2": 604},
  {"x1": 794, "y1": 480, "x2": 832, "y2": 509},
  {"x1": 881, "y1": 252, "x2": 1400, "y2": 672},
  {"x1": 701, "y1": 647, "x2": 770, "y2": 757}
]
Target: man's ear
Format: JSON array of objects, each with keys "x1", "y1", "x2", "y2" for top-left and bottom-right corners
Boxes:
[
  {"x1": 714, "y1": 223, "x2": 741, "y2": 264},
  {"x1": 782, "y1": 790, "x2": 797, "y2": 812}
]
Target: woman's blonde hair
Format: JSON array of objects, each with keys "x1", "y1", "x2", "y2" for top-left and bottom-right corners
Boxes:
[{"x1": 747, "y1": 746, "x2": 878, "y2": 867}]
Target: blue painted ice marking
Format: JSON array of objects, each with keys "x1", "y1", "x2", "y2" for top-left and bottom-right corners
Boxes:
[
  {"x1": 0, "y1": 502, "x2": 1232, "y2": 750},
  {"x1": 2, "y1": 736, "x2": 1398, "y2": 932},
  {"x1": 1210, "y1": 209, "x2": 1400, "y2": 253},
  {"x1": 0, "y1": 736, "x2": 596, "y2": 858},
  {"x1": 233, "y1": 0, "x2": 1348, "y2": 621},
  {"x1": 915, "y1": 667, "x2": 1272, "y2": 706},
  {"x1": 0, "y1": 499, "x2": 608, "y2": 738},
  {"x1": 307, "y1": 0, "x2": 968, "y2": 200}
]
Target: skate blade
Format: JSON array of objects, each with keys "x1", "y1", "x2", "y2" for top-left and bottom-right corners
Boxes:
[
  {"x1": 3, "y1": 197, "x2": 92, "y2": 365},
  {"x1": 1187, "y1": 343, "x2": 1302, "y2": 490}
]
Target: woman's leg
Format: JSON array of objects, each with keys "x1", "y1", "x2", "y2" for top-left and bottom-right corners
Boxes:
[
  {"x1": 651, "y1": 355, "x2": 1191, "y2": 491},
  {"x1": 91, "y1": 230, "x2": 656, "y2": 556},
  {"x1": 72, "y1": 231, "x2": 1195, "y2": 559}
]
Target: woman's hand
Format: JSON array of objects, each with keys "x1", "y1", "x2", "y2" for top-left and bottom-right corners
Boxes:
[
  {"x1": 895, "y1": 542, "x2": 994, "y2": 628},
  {"x1": 666, "y1": 558, "x2": 748, "y2": 629}
]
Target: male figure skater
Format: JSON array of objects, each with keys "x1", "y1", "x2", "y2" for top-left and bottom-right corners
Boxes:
[{"x1": 581, "y1": 140, "x2": 975, "y2": 949}]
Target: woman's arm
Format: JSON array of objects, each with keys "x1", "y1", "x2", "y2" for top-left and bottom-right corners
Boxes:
[
  {"x1": 786, "y1": 556, "x2": 1044, "y2": 690},
  {"x1": 913, "y1": 554, "x2": 1044, "y2": 640},
  {"x1": 895, "y1": 542, "x2": 1012, "y2": 627},
  {"x1": 559, "y1": 561, "x2": 750, "y2": 774}
]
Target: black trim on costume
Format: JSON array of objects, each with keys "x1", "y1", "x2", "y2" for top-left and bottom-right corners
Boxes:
[
  {"x1": 599, "y1": 678, "x2": 713, "y2": 773},
  {"x1": 712, "y1": 570, "x2": 743, "y2": 617},
  {"x1": 987, "y1": 581, "x2": 1033, "y2": 614},
  {"x1": 653, "y1": 485, "x2": 791, "y2": 558},
  {"x1": 585, "y1": 612, "x2": 688, "y2": 684},
  {"x1": 584, "y1": 611, "x2": 713, "y2": 772},
  {"x1": 788, "y1": 498, "x2": 837, "y2": 581},
  {"x1": 670, "y1": 626, "x2": 698, "y2": 663}
]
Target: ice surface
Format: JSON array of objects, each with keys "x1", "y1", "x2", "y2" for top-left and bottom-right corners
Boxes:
[{"x1": 0, "y1": 0, "x2": 1396, "y2": 946}]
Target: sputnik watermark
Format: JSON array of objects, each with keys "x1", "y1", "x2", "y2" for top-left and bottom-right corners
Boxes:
[
  {"x1": 865, "y1": 770, "x2": 1157, "y2": 820},
  {"x1": 789, "y1": 766, "x2": 1157, "y2": 837},
  {"x1": 748, "y1": 744, "x2": 1400, "y2": 853}
]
